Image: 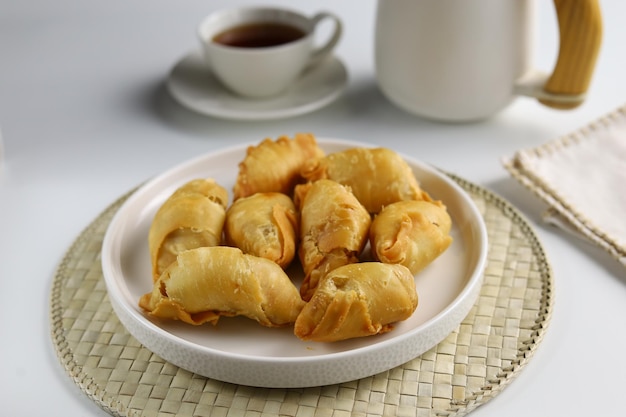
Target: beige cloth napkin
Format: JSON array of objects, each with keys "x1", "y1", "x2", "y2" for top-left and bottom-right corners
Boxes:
[{"x1": 503, "y1": 104, "x2": 626, "y2": 267}]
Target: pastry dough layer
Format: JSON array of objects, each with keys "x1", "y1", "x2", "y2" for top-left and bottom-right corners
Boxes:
[
  {"x1": 233, "y1": 133, "x2": 325, "y2": 200},
  {"x1": 294, "y1": 263, "x2": 418, "y2": 342},
  {"x1": 224, "y1": 192, "x2": 298, "y2": 269},
  {"x1": 370, "y1": 200, "x2": 453, "y2": 274},
  {"x1": 139, "y1": 246, "x2": 305, "y2": 327},
  {"x1": 301, "y1": 147, "x2": 429, "y2": 213},
  {"x1": 296, "y1": 179, "x2": 371, "y2": 301},
  {"x1": 148, "y1": 178, "x2": 228, "y2": 281}
]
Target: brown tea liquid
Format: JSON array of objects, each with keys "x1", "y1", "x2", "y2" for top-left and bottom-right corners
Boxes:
[{"x1": 213, "y1": 23, "x2": 306, "y2": 48}]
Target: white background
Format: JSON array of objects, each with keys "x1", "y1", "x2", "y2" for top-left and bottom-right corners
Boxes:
[{"x1": 1, "y1": 1, "x2": 625, "y2": 416}]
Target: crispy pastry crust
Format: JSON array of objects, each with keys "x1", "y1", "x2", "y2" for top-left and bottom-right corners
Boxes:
[
  {"x1": 139, "y1": 246, "x2": 306, "y2": 327},
  {"x1": 148, "y1": 178, "x2": 228, "y2": 282},
  {"x1": 224, "y1": 192, "x2": 298, "y2": 269},
  {"x1": 370, "y1": 200, "x2": 453, "y2": 274},
  {"x1": 294, "y1": 263, "x2": 418, "y2": 342},
  {"x1": 295, "y1": 179, "x2": 371, "y2": 301},
  {"x1": 233, "y1": 133, "x2": 325, "y2": 200},
  {"x1": 301, "y1": 147, "x2": 430, "y2": 213}
]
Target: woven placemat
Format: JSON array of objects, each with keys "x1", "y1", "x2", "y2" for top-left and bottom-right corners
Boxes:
[{"x1": 50, "y1": 175, "x2": 553, "y2": 417}]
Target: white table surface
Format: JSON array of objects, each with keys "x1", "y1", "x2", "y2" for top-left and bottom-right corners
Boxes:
[{"x1": 1, "y1": 1, "x2": 625, "y2": 416}]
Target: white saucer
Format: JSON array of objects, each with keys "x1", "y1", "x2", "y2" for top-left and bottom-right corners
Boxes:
[{"x1": 166, "y1": 51, "x2": 348, "y2": 121}]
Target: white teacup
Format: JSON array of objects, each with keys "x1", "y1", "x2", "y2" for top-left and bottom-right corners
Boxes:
[{"x1": 198, "y1": 7, "x2": 342, "y2": 99}]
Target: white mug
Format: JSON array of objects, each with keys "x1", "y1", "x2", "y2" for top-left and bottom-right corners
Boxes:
[
  {"x1": 198, "y1": 7, "x2": 342, "y2": 98},
  {"x1": 375, "y1": 0, "x2": 602, "y2": 122}
]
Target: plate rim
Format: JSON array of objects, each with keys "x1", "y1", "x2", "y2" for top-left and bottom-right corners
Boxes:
[{"x1": 101, "y1": 138, "x2": 489, "y2": 386}]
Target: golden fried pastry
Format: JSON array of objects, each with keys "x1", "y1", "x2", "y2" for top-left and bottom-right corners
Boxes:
[
  {"x1": 294, "y1": 263, "x2": 418, "y2": 342},
  {"x1": 295, "y1": 179, "x2": 371, "y2": 301},
  {"x1": 148, "y1": 178, "x2": 228, "y2": 282},
  {"x1": 300, "y1": 147, "x2": 430, "y2": 213},
  {"x1": 233, "y1": 133, "x2": 325, "y2": 200},
  {"x1": 224, "y1": 192, "x2": 298, "y2": 269},
  {"x1": 139, "y1": 246, "x2": 306, "y2": 327},
  {"x1": 370, "y1": 200, "x2": 452, "y2": 274}
]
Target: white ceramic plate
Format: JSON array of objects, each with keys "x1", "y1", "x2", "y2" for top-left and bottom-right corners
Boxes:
[
  {"x1": 166, "y1": 51, "x2": 348, "y2": 121},
  {"x1": 101, "y1": 139, "x2": 488, "y2": 388}
]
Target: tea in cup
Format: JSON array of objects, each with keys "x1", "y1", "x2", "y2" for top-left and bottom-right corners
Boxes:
[{"x1": 198, "y1": 7, "x2": 342, "y2": 98}]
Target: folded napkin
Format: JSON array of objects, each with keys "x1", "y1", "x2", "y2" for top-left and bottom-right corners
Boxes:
[{"x1": 503, "y1": 104, "x2": 626, "y2": 267}]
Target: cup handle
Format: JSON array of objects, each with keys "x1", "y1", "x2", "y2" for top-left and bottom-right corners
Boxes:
[
  {"x1": 307, "y1": 12, "x2": 343, "y2": 69},
  {"x1": 515, "y1": 0, "x2": 602, "y2": 109}
]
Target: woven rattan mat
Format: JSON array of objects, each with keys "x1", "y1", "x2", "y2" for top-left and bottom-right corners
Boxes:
[{"x1": 50, "y1": 175, "x2": 553, "y2": 417}]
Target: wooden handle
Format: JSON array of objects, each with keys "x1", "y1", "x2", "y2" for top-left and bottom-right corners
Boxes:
[{"x1": 540, "y1": 0, "x2": 603, "y2": 109}]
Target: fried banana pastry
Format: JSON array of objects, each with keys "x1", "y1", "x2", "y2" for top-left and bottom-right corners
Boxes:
[
  {"x1": 139, "y1": 246, "x2": 306, "y2": 327},
  {"x1": 370, "y1": 200, "x2": 452, "y2": 274},
  {"x1": 301, "y1": 147, "x2": 430, "y2": 213},
  {"x1": 296, "y1": 179, "x2": 371, "y2": 301},
  {"x1": 224, "y1": 192, "x2": 298, "y2": 269},
  {"x1": 294, "y1": 263, "x2": 418, "y2": 342},
  {"x1": 148, "y1": 178, "x2": 228, "y2": 282},
  {"x1": 233, "y1": 133, "x2": 325, "y2": 200}
]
